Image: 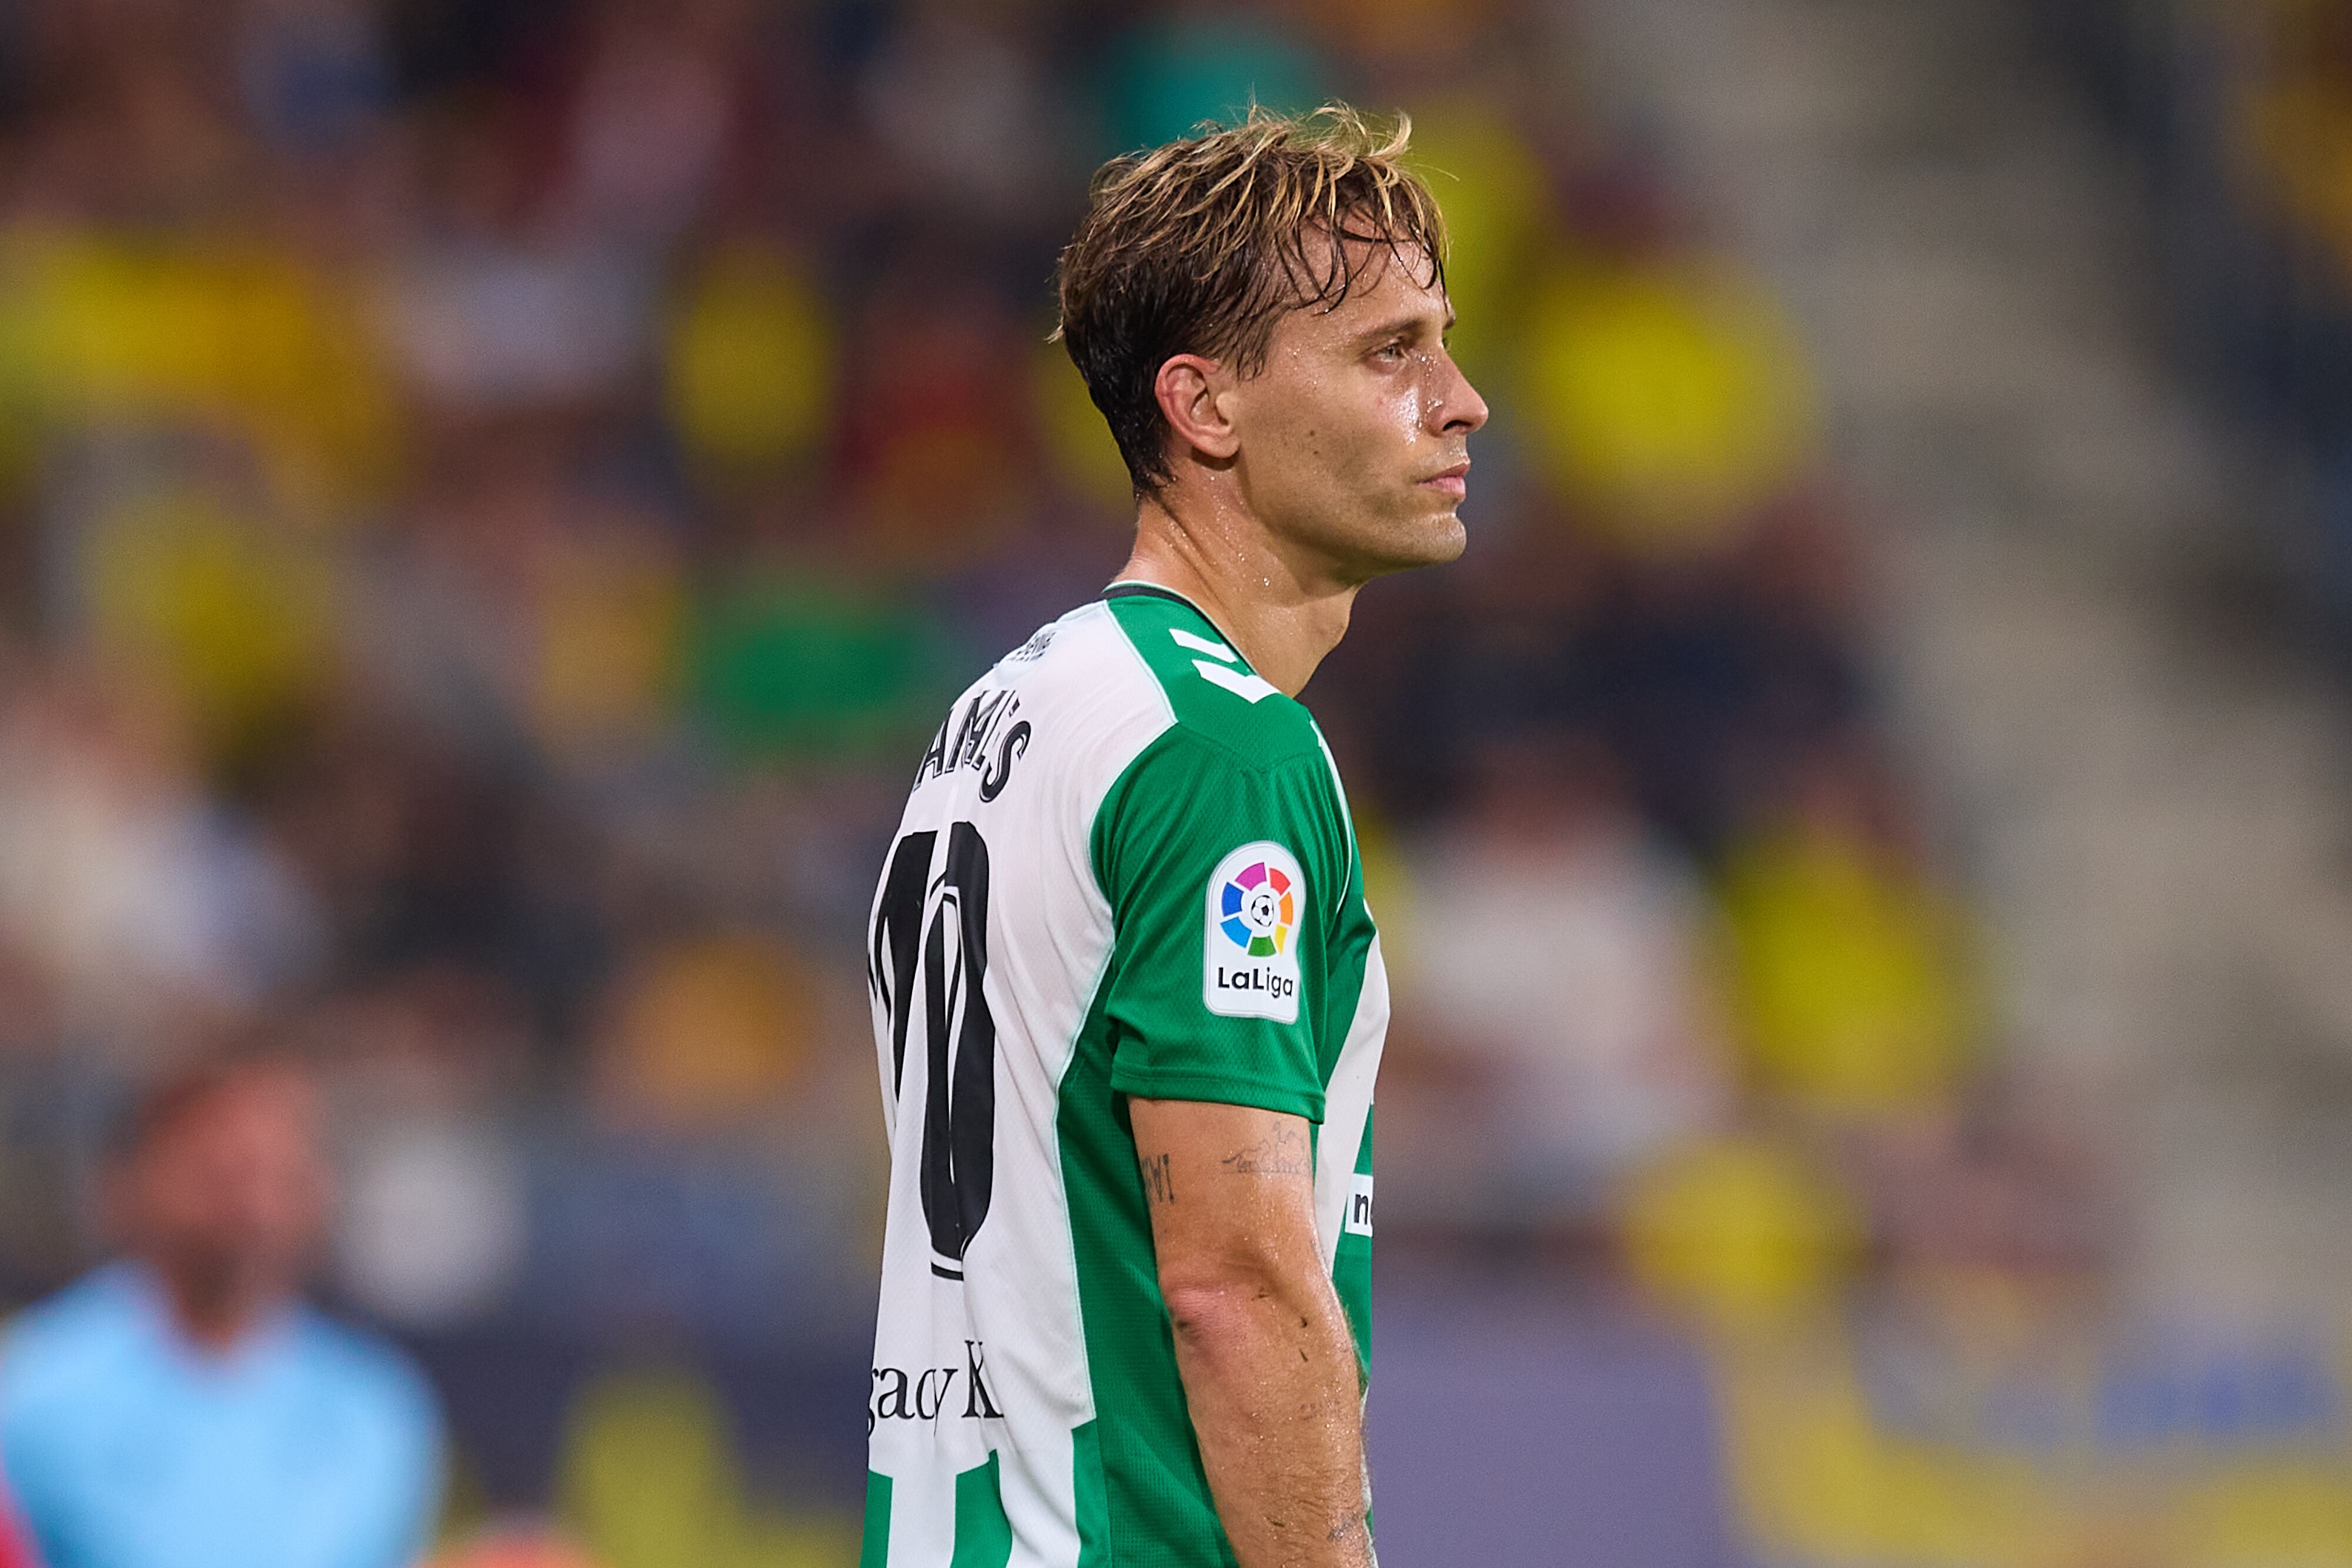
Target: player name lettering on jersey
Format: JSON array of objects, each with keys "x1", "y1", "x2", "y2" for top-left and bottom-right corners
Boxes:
[{"x1": 914, "y1": 687, "x2": 1032, "y2": 801}]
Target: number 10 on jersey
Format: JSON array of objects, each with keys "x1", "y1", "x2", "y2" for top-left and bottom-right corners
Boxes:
[{"x1": 870, "y1": 823, "x2": 999, "y2": 1281}]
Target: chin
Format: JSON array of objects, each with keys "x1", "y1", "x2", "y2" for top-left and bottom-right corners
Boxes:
[
  {"x1": 1351, "y1": 510, "x2": 1463, "y2": 576},
  {"x1": 1308, "y1": 499, "x2": 1469, "y2": 578},
  {"x1": 1430, "y1": 510, "x2": 1469, "y2": 560},
  {"x1": 1394, "y1": 510, "x2": 1468, "y2": 568}
]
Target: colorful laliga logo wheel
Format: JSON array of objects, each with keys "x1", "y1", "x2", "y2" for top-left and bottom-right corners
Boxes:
[{"x1": 1218, "y1": 861, "x2": 1294, "y2": 957}]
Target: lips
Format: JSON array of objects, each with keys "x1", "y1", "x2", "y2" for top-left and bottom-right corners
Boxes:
[{"x1": 1421, "y1": 460, "x2": 1470, "y2": 500}]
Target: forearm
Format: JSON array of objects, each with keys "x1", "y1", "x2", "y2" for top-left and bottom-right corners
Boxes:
[
  {"x1": 1167, "y1": 1270, "x2": 1371, "y2": 1568},
  {"x1": 1130, "y1": 1099, "x2": 1375, "y2": 1566}
]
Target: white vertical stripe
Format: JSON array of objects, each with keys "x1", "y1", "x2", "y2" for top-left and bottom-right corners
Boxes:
[
  {"x1": 885, "y1": 1467, "x2": 956, "y2": 1561},
  {"x1": 1315, "y1": 935, "x2": 1388, "y2": 1273},
  {"x1": 870, "y1": 601, "x2": 1178, "y2": 1568},
  {"x1": 1001, "y1": 1432, "x2": 1081, "y2": 1568}
]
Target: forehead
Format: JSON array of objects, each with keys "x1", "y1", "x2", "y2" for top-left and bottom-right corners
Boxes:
[
  {"x1": 142, "y1": 1071, "x2": 319, "y2": 1156},
  {"x1": 1274, "y1": 238, "x2": 1448, "y2": 344}
]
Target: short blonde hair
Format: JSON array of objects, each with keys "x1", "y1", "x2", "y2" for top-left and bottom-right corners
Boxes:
[{"x1": 1054, "y1": 103, "x2": 1449, "y2": 496}]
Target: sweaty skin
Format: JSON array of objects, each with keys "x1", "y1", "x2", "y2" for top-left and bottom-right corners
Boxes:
[
  {"x1": 1131, "y1": 1099, "x2": 1368, "y2": 1568},
  {"x1": 1121, "y1": 238, "x2": 1486, "y2": 698},
  {"x1": 1117, "y1": 236, "x2": 1487, "y2": 1568}
]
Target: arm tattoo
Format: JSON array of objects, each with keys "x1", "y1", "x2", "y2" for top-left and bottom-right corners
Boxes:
[
  {"x1": 1220, "y1": 1124, "x2": 1311, "y2": 1178},
  {"x1": 1140, "y1": 1152, "x2": 1178, "y2": 1206}
]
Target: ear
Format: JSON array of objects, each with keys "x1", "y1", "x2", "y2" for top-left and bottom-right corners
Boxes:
[{"x1": 1151, "y1": 354, "x2": 1241, "y2": 464}]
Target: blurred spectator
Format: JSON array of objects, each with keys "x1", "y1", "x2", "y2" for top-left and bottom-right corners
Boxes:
[
  {"x1": 590, "y1": 932, "x2": 814, "y2": 1134},
  {"x1": 1716, "y1": 738, "x2": 1980, "y2": 1119},
  {"x1": 1620, "y1": 1134, "x2": 1863, "y2": 1324},
  {"x1": 325, "y1": 969, "x2": 534, "y2": 1333},
  {"x1": 237, "y1": 0, "x2": 395, "y2": 161},
  {"x1": 1522, "y1": 243, "x2": 1815, "y2": 560},
  {"x1": 1388, "y1": 734, "x2": 1732, "y2": 1231},
  {"x1": 0, "y1": 1055, "x2": 443, "y2": 1568},
  {"x1": 662, "y1": 242, "x2": 833, "y2": 492},
  {"x1": 858, "y1": 2, "x2": 1070, "y2": 226},
  {"x1": 64, "y1": 437, "x2": 341, "y2": 769},
  {"x1": 0, "y1": 661, "x2": 322, "y2": 1061},
  {"x1": 546, "y1": 0, "x2": 750, "y2": 249},
  {"x1": 831, "y1": 242, "x2": 1041, "y2": 566},
  {"x1": 338, "y1": 1111, "x2": 529, "y2": 1333},
  {"x1": 374, "y1": 101, "x2": 653, "y2": 416},
  {"x1": 683, "y1": 520, "x2": 962, "y2": 768}
]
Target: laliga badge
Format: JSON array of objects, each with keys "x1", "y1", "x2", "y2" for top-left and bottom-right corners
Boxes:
[{"x1": 1203, "y1": 841, "x2": 1304, "y2": 1024}]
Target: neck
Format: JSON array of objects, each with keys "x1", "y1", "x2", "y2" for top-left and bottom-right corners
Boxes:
[
  {"x1": 1115, "y1": 490, "x2": 1359, "y2": 698},
  {"x1": 146, "y1": 1258, "x2": 280, "y2": 1354}
]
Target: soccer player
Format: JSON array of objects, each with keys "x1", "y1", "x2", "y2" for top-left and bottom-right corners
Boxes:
[{"x1": 861, "y1": 105, "x2": 1485, "y2": 1564}]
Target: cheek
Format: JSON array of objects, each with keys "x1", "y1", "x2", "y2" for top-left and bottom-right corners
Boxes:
[
  {"x1": 1323, "y1": 383, "x2": 1425, "y2": 472},
  {"x1": 1357, "y1": 363, "x2": 1451, "y2": 472},
  {"x1": 1385, "y1": 375, "x2": 1429, "y2": 443},
  {"x1": 1346, "y1": 382, "x2": 1437, "y2": 507},
  {"x1": 1245, "y1": 365, "x2": 1426, "y2": 502}
]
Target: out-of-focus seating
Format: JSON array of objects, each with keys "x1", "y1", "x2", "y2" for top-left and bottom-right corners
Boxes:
[
  {"x1": 556, "y1": 1367, "x2": 856, "y2": 1568},
  {"x1": 0, "y1": 0, "x2": 2046, "y2": 1552}
]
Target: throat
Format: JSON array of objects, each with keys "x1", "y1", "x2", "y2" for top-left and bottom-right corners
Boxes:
[{"x1": 1115, "y1": 517, "x2": 1358, "y2": 698}]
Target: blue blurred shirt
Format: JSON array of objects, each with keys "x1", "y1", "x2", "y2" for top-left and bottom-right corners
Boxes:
[{"x1": 0, "y1": 1263, "x2": 443, "y2": 1568}]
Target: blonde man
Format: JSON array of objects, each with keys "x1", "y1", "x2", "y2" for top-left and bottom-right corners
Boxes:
[{"x1": 863, "y1": 105, "x2": 1486, "y2": 1566}]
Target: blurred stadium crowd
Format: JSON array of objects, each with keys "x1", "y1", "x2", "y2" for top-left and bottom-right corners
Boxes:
[
  {"x1": 9, "y1": 0, "x2": 2323, "y2": 1564},
  {"x1": 2056, "y1": 0, "x2": 2352, "y2": 642}
]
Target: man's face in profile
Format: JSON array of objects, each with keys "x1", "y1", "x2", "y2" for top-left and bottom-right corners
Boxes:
[
  {"x1": 124, "y1": 1068, "x2": 331, "y2": 1309},
  {"x1": 1224, "y1": 239, "x2": 1488, "y2": 581}
]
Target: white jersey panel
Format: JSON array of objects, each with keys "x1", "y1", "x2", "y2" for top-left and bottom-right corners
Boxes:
[
  {"x1": 1315, "y1": 934, "x2": 1388, "y2": 1271},
  {"x1": 865, "y1": 601, "x2": 1172, "y2": 1559}
]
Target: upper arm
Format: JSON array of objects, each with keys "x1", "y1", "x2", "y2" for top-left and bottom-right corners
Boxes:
[
  {"x1": 1128, "y1": 1097, "x2": 1324, "y2": 1304},
  {"x1": 1095, "y1": 731, "x2": 1348, "y2": 1122}
]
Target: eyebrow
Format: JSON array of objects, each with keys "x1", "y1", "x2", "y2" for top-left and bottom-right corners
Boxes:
[{"x1": 1354, "y1": 308, "x2": 1457, "y2": 347}]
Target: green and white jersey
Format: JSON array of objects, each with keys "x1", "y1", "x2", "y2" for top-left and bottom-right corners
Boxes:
[{"x1": 861, "y1": 584, "x2": 1387, "y2": 1567}]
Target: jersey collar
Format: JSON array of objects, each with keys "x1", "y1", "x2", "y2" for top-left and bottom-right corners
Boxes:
[{"x1": 1102, "y1": 579, "x2": 1207, "y2": 614}]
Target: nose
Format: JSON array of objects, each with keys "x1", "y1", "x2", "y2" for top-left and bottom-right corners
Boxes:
[{"x1": 1430, "y1": 347, "x2": 1489, "y2": 437}]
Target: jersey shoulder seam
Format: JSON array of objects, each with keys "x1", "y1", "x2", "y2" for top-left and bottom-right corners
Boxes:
[
  {"x1": 1117, "y1": 711, "x2": 1328, "y2": 786},
  {"x1": 1099, "y1": 596, "x2": 1322, "y2": 770},
  {"x1": 1090, "y1": 598, "x2": 1177, "y2": 732},
  {"x1": 1087, "y1": 722, "x2": 1347, "y2": 931},
  {"x1": 1083, "y1": 612, "x2": 1181, "y2": 911}
]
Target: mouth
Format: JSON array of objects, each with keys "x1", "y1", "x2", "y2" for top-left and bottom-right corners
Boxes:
[{"x1": 1419, "y1": 460, "x2": 1470, "y2": 502}]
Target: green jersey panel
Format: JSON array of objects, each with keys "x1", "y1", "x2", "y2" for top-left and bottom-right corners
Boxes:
[{"x1": 1093, "y1": 725, "x2": 1352, "y2": 1121}]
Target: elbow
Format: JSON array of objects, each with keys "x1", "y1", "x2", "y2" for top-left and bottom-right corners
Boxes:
[{"x1": 1160, "y1": 1262, "x2": 1299, "y2": 1352}]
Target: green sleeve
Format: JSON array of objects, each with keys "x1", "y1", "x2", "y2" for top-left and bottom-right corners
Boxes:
[{"x1": 1092, "y1": 728, "x2": 1348, "y2": 1122}]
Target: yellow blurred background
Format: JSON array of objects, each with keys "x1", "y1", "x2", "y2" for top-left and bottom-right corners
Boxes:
[{"x1": 1, "y1": 0, "x2": 2350, "y2": 1563}]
